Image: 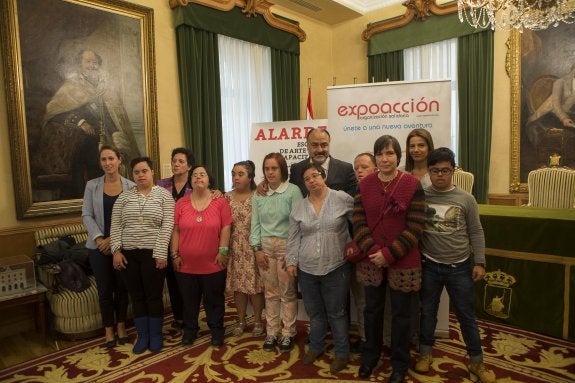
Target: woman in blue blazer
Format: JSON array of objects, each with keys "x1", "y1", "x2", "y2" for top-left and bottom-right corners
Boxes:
[{"x1": 82, "y1": 145, "x2": 135, "y2": 348}]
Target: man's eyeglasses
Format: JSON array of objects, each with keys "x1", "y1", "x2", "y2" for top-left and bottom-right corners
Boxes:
[
  {"x1": 303, "y1": 172, "x2": 323, "y2": 182},
  {"x1": 429, "y1": 168, "x2": 453, "y2": 175}
]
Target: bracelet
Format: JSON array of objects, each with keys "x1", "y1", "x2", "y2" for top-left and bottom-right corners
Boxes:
[
  {"x1": 218, "y1": 247, "x2": 229, "y2": 257},
  {"x1": 252, "y1": 244, "x2": 262, "y2": 252},
  {"x1": 170, "y1": 252, "x2": 180, "y2": 260}
]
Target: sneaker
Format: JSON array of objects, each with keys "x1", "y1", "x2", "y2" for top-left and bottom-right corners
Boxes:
[
  {"x1": 414, "y1": 353, "x2": 433, "y2": 373},
  {"x1": 302, "y1": 350, "x2": 322, "y2": 364},
  {"x1": 263, "y1": 335, "x2": 277, "y2": 351},
  {"x1": 468, "y1": 362, "x2": 497, "y2": 383},
  {"x1": 279, "y1": 335, "x2": 295, "y2": 352},
  {"x1": 232, "y1": 322, "x2": 245, "y2": 337},
  {"x1": 252, "y1": 322, "x2": 265, "y2": 337},
  {"x1": 330, "y1": 356, "x2": 348, "y2": 373}
]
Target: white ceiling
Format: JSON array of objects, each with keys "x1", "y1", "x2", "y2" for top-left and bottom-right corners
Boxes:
[{"x1": 271, "y1": 0, "x2": 400, "y2": 25}]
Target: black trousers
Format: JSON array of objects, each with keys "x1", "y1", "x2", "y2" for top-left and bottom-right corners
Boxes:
[
  {"x1": 165, "y1": 256, "x2": 183, "y2": 321},
  {"x1": 120, "y1": 249, "x2": 166, "y2": 318},
  {"x1": 176, "y1": 269, "x2": 227, "y2": 339}
]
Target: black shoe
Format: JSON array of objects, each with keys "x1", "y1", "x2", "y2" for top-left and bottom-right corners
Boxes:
[
  {"x1": 358, "y1": 364, "x2": 373, "y2": 379},
  {"x1": 117, "y1": 336, "x2": 130, "y2": 345},
  {"x1": 171, "y1": 320, "x2": 184, "y2": 330},
  {"x1": 211, "y1": 337, "x2": 224, "y2": 347},
  {"x1": 389, "y1": 371, "x2": 406, "y2": 383},
  {"x1": 278, "y1": 335, "x2": 295, "y2": 353},
  {"x1": 104, "y1": 338, "x2": 117, "y2": 349},
  {"x1": 263, "y1": 335, "x2": 277, "y2": 351},
  {"x1": 181, "y1": 331, "x2": 197, "y2": 346}
]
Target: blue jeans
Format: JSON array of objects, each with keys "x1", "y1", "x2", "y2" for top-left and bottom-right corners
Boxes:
[
  {"x1": 299, "y1": 262, "x2": 351, "y2": 359},
  {"x1": 362, "y1": 280, "x2": 414, "y2": 374},
  {"x1": 419, "y1": 257, "x2": 483, "y2": 362}
]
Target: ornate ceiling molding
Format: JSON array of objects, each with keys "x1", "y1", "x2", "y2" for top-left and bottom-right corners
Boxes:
[
  {"x1": 361, "y1": 0, "x2": 458, "y2": 41},
  {"x1": 169, "y1": 0, "x2": 307, "y2": 42}
]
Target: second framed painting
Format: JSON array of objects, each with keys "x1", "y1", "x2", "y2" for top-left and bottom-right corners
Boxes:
[
  {"x1": 509, "y1": 24, "x2": 575, "y2": 192},
  {"x1": 0, "y1": 0, "x2": 159, "y2": 218}
]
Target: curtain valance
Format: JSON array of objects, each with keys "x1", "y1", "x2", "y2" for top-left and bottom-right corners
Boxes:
[
  {"x1": 174, "y1": 4, "x2": 299, "y2": 54},
  {"x1": 368, "y1": 13, "x2": 485, "y2": 56}
]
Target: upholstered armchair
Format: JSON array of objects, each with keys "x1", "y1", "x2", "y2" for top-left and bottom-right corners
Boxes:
[
  {"x1": 452, "y1": 167, "x2": 474, "y2": 194},
  {"x1": 527, "y1": 167, "x2": 575, "y2": 208}
]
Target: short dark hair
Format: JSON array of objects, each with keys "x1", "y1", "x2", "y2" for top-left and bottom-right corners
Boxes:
[
  {"x1": 99, "y1": 145, "x2": 121, "y2": 160},
  {"x1": 373, "y1": 135, "x2": 402, "y2": 166},
  {"x1": 427, "y1": 147, "x2": 456, "y2": 168},
  {"x1": 233, "y1": 160, "x2": 257, "y2": 190},
  {"x1": 262, "y1": 153, "x2": 289, "y2": 182},
  {"x1": 301, "y1": 162, "x2": 326, "y2": 181},
  {"x1": 306, "y1": 127, "x2": 330, "y2": 143},
  {"x1": 405, "y1": 129, "x2": 434, "y2": 172},
  {"x1": 171, "y1": 147, "x2": 195, "y2": 167},
  {"x1": 191, "y1": 165, "x2": 215, "y2": 189},
  {"x1": 131, "y1": 156, "x2": 153, "y2": 170}
]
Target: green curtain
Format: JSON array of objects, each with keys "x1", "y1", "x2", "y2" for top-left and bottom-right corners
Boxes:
[
  {"x1": 457, "y1": 31, "x2": 494, "y2": 203},
  {"x1": 368, "y1": 50, "x2": 404, "y2": 82},
  {"x1": 176, "y1": 25, "x2": 225, "y2": 190},
  {"x1": 272, "y1": 48, "x2": 300, "y2": 121}
]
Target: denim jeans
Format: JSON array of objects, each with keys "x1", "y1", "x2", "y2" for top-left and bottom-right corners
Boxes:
[
  {"x1": 419, "y1": 257, "x2": 483, "y2": 361},
  {"x1": 299, "y1": 262, "x2": 351, "y2": 359},
  {"x1": 362, "y1": 280, "x2": 414, "y2": 374}
]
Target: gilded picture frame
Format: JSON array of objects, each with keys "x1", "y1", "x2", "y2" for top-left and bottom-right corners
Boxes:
[
  {"x1": 509, "y1": 26, "x2": 575, "y2": 192},
  {"x1": 0, "y1": 0, "x2": 158, "y2": 218}
]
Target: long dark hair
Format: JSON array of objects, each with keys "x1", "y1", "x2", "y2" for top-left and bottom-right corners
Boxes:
[
  {"x1": 405, "y1": 129, "x2": 434, "y2": 172},
  {"x1": 233, "y1": 160, "x2": 257, "y2": 190}
]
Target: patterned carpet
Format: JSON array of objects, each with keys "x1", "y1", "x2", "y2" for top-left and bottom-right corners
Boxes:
[{"x1": 2, "y1": 299, "x2": 575, "y2": 383}]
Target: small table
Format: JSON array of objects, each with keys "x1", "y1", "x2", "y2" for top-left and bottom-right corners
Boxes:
[{"x1": 0, "y1": 283, "x2": 48, "y2": 337}]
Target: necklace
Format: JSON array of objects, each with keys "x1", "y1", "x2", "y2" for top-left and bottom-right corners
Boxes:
[
  {"x1": 379, "y1": 169, "x2": 398, "y2": 182},
  {"x1": 137, "y1": 192, "x2": 150, "y2": 224},
  {"x1": 191, "y1": 193, "x2": 210, "y2": 222}
]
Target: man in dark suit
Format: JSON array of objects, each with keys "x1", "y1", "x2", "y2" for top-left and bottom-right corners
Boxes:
[{"x1": 289, "y1": 128, "x2": 357, "y2": 196}]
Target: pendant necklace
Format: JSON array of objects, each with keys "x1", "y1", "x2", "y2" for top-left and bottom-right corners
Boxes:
[
  {"x1": 137, "y1": 190, "x2": 150, "y2": 223},
  {"x1": 379, "y1": 170, "x2": 398, "y2": 193},
  {"x1": 191, "y1": 194, "x2": 210, "y2": 222}
]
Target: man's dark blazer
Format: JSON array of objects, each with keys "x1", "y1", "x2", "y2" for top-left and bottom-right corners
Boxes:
[{"x1": 289, "y1": 156, "x2": 357, "y2": 196}]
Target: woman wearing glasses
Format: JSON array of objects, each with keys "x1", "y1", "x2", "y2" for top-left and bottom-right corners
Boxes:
[
  {"x1": 286, "y1": 163, "x2": 354, "y2": 373},
  {"x1": 353, "y1": 135, "x2": 426, "y2": 382},
  {"x1": 171, "y1": 165, "x2": 232, "y2": 347}
]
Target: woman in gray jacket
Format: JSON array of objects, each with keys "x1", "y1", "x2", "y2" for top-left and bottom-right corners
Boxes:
[{"x1": 82, "y1": 145, "x2": 135, "y2": 348}]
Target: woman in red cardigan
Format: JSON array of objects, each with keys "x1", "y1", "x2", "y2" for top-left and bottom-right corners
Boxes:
[{"x1": 353, "y1": 135, "x2": 426, "y2": 382}]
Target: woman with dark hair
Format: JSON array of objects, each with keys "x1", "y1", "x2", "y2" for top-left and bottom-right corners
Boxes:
[
  {"x1": 171, "y1": 165, "x2": 232, "y2": 347},
  {"x1": 82, "y1": 145, "x2": 134, "y2": 348},
  {"x1": 353, "y1": 135, "x2": 426, "y2": 382},
  {"x1": 225, "y1": 160, "x2": 265, "y2": 337},
  {"x1": 110, "y1": 157, "x2": 174, "y2": 354},
  {"x1": 287, "y1": 162, "x2": 354, "y2": 373},
  {"x1": 251, "y1": 153, "x2": 303, "y2": 352},
  {"x1": 404, "y1": 129, "x2": 435, "y2": 188},
  {"x1": 156, "y1": 147, "x2": 195, "y2": 329}
]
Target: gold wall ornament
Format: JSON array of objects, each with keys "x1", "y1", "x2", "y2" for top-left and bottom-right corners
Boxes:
[
  {"x1": 549, "y1": 153, "x2": 561, "y2": 166},
  {"x1": 362, "y1": 0, "x2": 458, "y2": 40},
  {"x1": 169, "y1": 0, "x2": 306, "y2": 41}
]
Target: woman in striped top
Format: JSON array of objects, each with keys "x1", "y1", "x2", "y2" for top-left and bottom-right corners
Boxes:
[{"x1": 110, "y1": 157, "x2": 175, "y2": 354}]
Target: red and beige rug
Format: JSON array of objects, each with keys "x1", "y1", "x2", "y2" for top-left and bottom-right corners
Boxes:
[{"x1": 2, "y1": 299, "x2": 575, "y2": 382}]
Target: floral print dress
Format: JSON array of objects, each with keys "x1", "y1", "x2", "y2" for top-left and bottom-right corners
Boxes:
[{"x1": 225, "y1": 192, "x2": 264, "y2": 295}]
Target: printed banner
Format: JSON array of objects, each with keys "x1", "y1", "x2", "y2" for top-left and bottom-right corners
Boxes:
[
  {"x1": 327, "y1": 80, "x2": 452, "y2": 166},
  {"x1": 249, "y1": 119, "x2": 328, "y2": 183}
]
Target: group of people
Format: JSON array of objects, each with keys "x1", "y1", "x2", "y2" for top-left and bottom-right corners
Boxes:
[{"x1": 81, "y1": 127, "x2": 496, "y2": 383}]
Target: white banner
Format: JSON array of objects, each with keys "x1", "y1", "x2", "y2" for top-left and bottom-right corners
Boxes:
[
  {"x1": 327, "y1": 80, "x2": 452, "y2": 166},
  {"x1": 249, "y1": 119, "x2": 328, "y2": 183}
]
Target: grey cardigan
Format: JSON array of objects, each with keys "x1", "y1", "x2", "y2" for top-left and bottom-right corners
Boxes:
[{"x1": 82, "y1": 175, "x2": 135, "y2": 249}]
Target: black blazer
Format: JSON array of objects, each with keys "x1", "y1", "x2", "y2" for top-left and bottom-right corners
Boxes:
[{"x1": 289, "y1": 156, "x2": 357, "y2": 197}]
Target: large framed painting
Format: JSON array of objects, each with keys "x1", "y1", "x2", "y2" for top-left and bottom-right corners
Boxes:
[
  {"x1": 0, "y1": 0, "x2": 158, "y2": 218},
  {"x1": 509, "y1": 25, "x2": 575, "y2": 192}
]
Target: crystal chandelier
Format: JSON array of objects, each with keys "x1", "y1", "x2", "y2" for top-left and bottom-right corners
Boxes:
[{"x1": 458, "y1": 0, "x2": 575, "y2": 31}]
